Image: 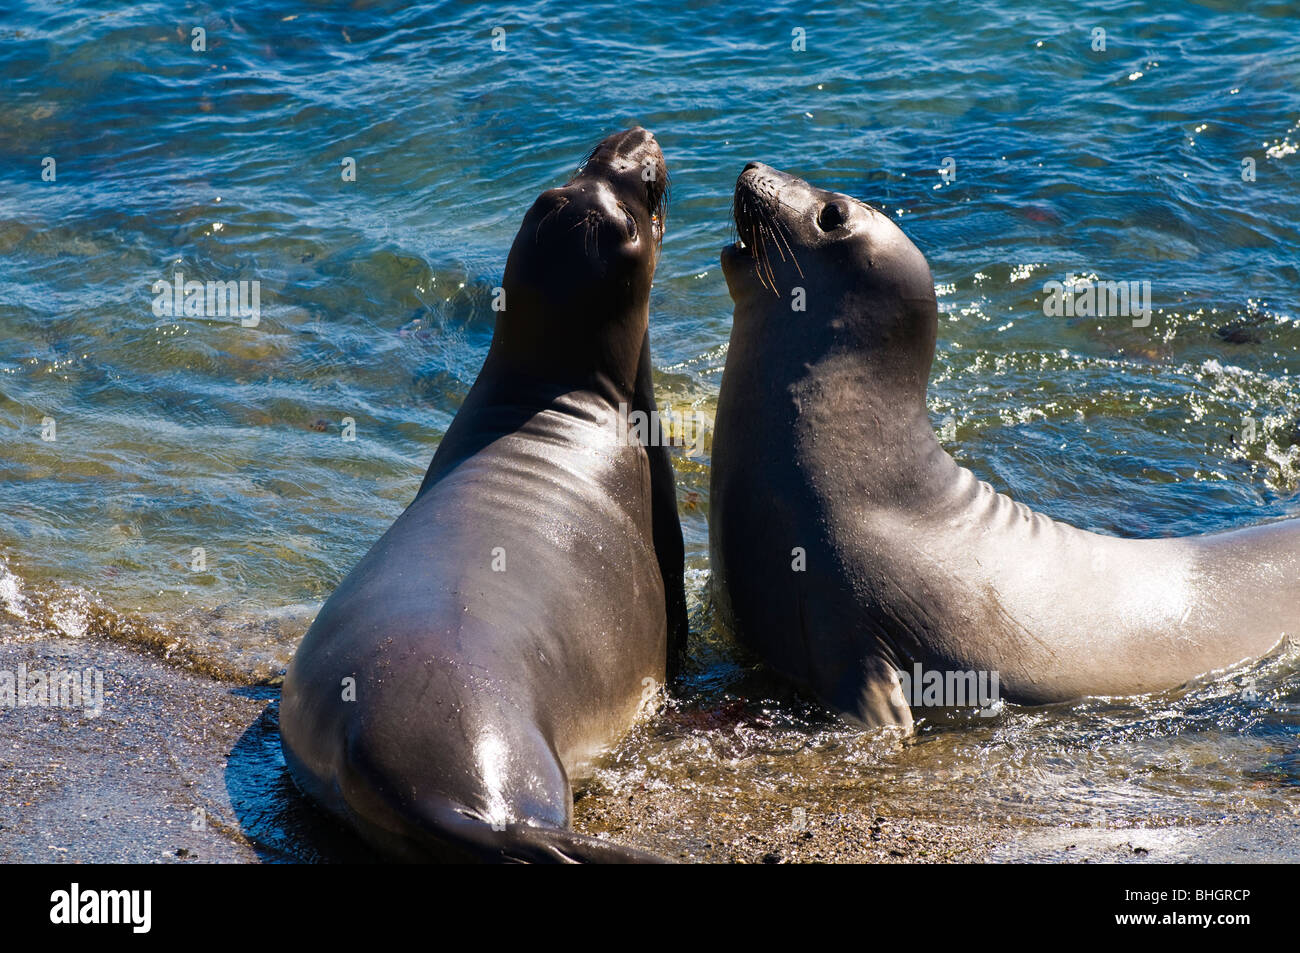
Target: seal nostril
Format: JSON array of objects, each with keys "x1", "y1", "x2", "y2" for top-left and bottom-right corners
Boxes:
[{"x1": 817, "y1": 201, "x2": 848, "y2": 232}]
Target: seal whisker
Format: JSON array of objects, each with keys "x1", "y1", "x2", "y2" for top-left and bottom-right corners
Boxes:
[
  {"x1": 649, "y1": 165, "x2": 669, "y2": 246},
  {"x1": 769, "y1": 218, "x2": 804, "y2": 280},
  {"x1": 583, "y1": 209, "x2": 601, "y2": 257},
  {"x1": 733, "y1": 179, "x2": 797, "y2": 295},
  {"x1": 755, "y1": 223, "x2": 776, "y2": 293},
  {"x1": 757, "y1": 224, "x2": 779, "y2": 293},
  {"x1": 535, "y1": 196, "x2": 569, "y2": 243},
  {"x1": 761, "y1": 189, "x2": 808, "y2": 278}
]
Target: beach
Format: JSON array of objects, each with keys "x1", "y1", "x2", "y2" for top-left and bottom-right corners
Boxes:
[{"x1": 7, "y1": 621, "x2": 1298, "y2": 864}]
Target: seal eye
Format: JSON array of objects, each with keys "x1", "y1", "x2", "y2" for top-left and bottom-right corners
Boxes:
[
  {"x1": 817, "y1": 202, "x2": 849, "y2": 232},
  {"x1": 619, "y1": 203, "x2": 638, "y2": 241}
]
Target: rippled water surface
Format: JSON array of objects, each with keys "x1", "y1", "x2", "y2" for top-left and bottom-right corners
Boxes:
[{"x1": 2, "y1": 0, "x2": 1299, "y2": 846}]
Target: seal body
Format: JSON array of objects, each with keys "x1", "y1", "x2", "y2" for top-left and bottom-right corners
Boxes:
[
  {"x1": 711, "y1": 162, "x2": 1298, "y2": 731},
  {"x1": 281, "y1": 128, "x2": 685, "y2": 861}
]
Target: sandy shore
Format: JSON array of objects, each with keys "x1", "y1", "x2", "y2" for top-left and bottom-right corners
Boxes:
[
  {"x1": 4, "y1": 621, "x2": 1296, "y2": 863},
  {"x1": 0, "y1": 620, "x2": 377, "y2": 863}
]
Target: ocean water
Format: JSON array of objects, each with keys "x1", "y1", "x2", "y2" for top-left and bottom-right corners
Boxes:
[{"x1": 2, "y1": 0, "x2": 1299, "y2": 846}]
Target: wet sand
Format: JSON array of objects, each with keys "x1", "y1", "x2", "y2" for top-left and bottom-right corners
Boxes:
[
  {"x1": 0, "y1": 620, "x2": 377, "y2": 863},
  {"x1": 4, "y1": 621, "x2": 1295, "y2": 864}
]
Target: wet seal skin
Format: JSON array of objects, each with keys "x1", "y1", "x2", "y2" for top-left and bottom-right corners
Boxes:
[
  {"x1": 710, "y1": 162, "x2": 1299, "y2": 732},
  {"x1": 281, "y1": 128, "x2": 686, "y2": 862}
]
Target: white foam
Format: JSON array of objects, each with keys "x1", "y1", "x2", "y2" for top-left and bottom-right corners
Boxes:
[{"x1": 0, "y1": 561, "x2": 28, "y2": 621}]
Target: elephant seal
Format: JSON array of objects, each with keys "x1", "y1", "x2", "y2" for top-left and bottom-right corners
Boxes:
[
  {"x1": 710, "y1": 162, "x2": 1297, "y2": 731},
  {"x1": 281, "y1": 128, "x2": 686, "y2": 862}
]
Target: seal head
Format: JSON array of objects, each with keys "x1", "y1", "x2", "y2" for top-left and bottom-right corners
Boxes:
[{"x1": 494, "y1": 127, "x2": 669, "y2": 394}]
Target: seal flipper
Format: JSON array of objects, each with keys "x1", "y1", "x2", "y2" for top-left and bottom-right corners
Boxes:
[
  {"x1": 633, "y1": 328, "x2": 689, "y2": 680},
  {"x1": 402, "y1": 802, "x2": 671, "y2": 864},
  {"x1": 829, "y1": 656, "x2": 914, "y2": 732},
  {"x1": 332, "y1": 787, "x2": 669, "y2": 863},
  {"x1": 492, "y1": 820, "x2": 671, "y2": 864},
  {"x1": 797, "y1": 594, "x2": 914, "y2": 731}
]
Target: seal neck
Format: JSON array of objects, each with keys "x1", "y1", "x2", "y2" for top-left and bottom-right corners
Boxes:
[
  {"x1": 416, "y1": 334, "x2": 647, "y2": 498},
  {"x1": 787, "y1": 349, "x2": 961, "y2": 508},
  {"x1": 484, "y1": 305, "x2": 647, "y2": 410}
]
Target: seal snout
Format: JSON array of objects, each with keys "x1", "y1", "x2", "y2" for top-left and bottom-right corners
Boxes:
[
  {"x1": 726, "y1": 162, "x2": 805, "y2": 294},
  {"x1": 730, "y1": 163, "x2": 775, "y2": 254},
  {"x1": 576, "y1": 127, "x2": 668, "y2": 241}
]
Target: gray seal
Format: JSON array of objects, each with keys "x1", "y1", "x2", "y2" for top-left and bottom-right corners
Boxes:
[
  {"x1": 281, "y1": 128, "x2": 685, "y2": 861},
  {"x1": 710, "y1": 161, "x2": 1297, "y2": 731}
]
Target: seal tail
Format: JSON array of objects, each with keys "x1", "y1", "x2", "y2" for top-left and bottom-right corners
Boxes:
[
  {"x1": 332, "y1": 741, "x2": 668, "y2": 863},
  {"x1": 318, "y1": 691, "x2": 669, "y2": 863}
]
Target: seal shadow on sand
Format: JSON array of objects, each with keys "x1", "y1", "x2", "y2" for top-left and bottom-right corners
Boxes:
[{"x1": 224, "y1": 688, "x2": 383, "y2": 862}]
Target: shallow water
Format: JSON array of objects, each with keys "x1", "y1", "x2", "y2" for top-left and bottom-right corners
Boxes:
[{"x1": 2, "y1": 0, "x2": 1299, "y2": 848}]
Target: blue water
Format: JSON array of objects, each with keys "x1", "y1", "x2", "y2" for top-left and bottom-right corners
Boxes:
[{"x1": 1, "y1": 0, "x2": 1298, "y2": 846}]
